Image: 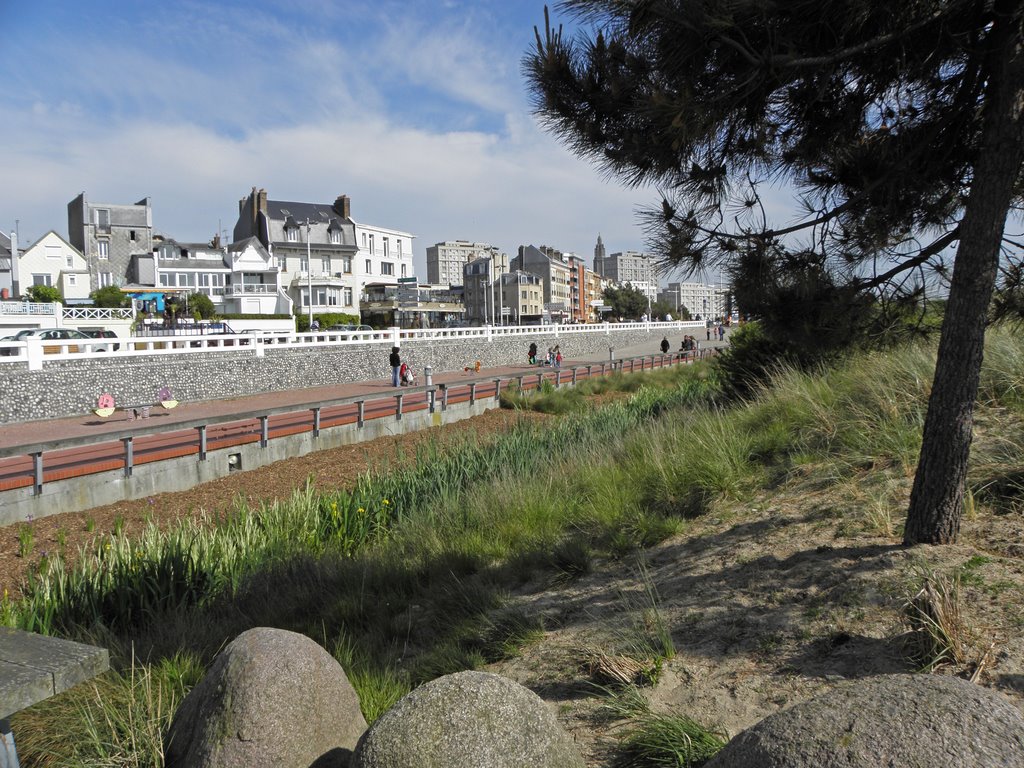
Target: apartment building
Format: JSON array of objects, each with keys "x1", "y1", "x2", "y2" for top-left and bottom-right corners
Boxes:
[
  {"x1": 67, "y1": 193, "x2": 154, "y2": 291},
  {"x1": 426, "y1": 241, "x2": 506, "y2": 287}
]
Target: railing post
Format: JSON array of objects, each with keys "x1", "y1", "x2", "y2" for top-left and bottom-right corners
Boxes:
[
  {"x1": 312, "y1": 407, "x2": 321, "y2": 438},
  {"x1": 555, "y1": 370, "x2": 561, "y2": 388},
  {"x1": 197, "y1": 426, "x2": 207, "y2": 461},
  {"x1": 394, "y1": 393, "x2": 403, "y2": 421},
  {"x1": 441, "y1": 384, "x2": 449, "y2": 411},
  {"x1": 260, "y1": 416, "x2": 269, "y2": 448},
  {"x1": 25, "y1": 336, "x2": 43, "y2": 371},
  {"x1": 32, "y1": 452, "x2": 43, "y2": 496},
  {"x1": 390, "y1": 326, "x2": 401, "y2": 348},
  {"x1": 122, "y1": 437, "x2": 134, "y2": 478},
  {"x1": 571, "y1": 367, "x2": 578, "y2": 385},
  {"x1": 494, "y1": 378, "x2": 502, "y2": 399},
  {"x1": 357, "y1": 400, "x2": 365, "y2": 428},
  {"x1": 470, "y1": 383, "x2": 477, "y2": 404},
  {"x1": 537, "y1": 372, "x2": 543, "y2": 391}
]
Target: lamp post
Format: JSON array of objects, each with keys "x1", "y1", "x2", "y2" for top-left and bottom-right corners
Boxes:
[{"x1": 304, "y1": 219, "x2": 313, "y2": 330}]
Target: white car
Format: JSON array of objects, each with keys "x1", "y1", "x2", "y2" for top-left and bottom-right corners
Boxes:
[{"x1": 7, "y1": 328, "x2": 112, "y2": 354}]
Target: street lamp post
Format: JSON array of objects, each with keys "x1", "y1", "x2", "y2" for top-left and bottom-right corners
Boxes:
[{"x1": 305, "y1": 219, "x2": 313, "y2": 330}]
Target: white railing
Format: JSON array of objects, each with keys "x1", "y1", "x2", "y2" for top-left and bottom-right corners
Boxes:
[
  {"x1": 0, "y1": 320, "x2": 705, "y2": 370},
  {"x1": 63, "y1": 307, "x2": 135, "y2": 321},
  {"x1": 0, "y1": 301, "x2": 58, "y2": 316}
]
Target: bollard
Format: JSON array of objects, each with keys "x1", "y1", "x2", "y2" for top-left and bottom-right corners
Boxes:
[
  {"x1": 609, "y1": 346, "x2": 615, "y2": 361},
  {"x1": 424, "y1": 365, "x2": 433, "y2": 386}
]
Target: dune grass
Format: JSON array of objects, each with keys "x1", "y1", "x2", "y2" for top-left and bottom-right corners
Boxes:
[{"x1": 10, "y1": 329, "x2": 1024, "y2": 767}]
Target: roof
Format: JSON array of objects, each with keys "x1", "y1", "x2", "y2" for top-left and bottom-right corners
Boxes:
[
  {"x1": 267, "y1": 200, "x2": 350, "y2": 226},
  {"x1": 228, "y1": 236, "x2": 270, "y2": 255}
]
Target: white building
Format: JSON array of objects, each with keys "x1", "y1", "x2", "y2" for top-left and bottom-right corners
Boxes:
[
  {"x1": 17, "y1": 231, "x2": 91, "y2": 302},
  {"x1": 659, "y1": 281, "x2": 728, "y2": 321},
  {"x1": 233, "y1": 189, "x2": 414, "y2": 318},
  {"x1": 353, "y1": 220, "x2": 416, "y2": 297}
]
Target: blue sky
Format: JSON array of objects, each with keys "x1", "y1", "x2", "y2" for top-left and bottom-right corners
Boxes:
[{"x1": 0, "y1": 0, "x2": 727, "y2": 282}]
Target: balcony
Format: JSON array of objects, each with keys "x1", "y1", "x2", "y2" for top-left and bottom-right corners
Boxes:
[{"x1": 227, "y1": 284, "x2": 277, "y2": 296}]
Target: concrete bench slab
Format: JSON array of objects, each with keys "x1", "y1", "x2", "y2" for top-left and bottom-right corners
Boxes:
[{"x1": 0, "y1": 628, "x2": 109, "y2": 719}]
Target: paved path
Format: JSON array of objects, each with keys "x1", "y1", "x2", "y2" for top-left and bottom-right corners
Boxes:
[{"x1": 0, "y1": 327, "x2": 732, "y2": 455}]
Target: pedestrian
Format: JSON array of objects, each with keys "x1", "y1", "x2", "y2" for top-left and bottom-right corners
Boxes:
[
  {"x1": 546, "y1": 347, "x2": 554, "y2": 366},
  {"x1": 389, "y1": 346, "x2": 401, "y2": 387},
  {"x1": 311, "y1": 318, "x2": 320, "y2": 332},
  {"x1": 554, "y1": 345, "x2": 562, "y2": 369},
  {"x1": 528, "y1": 342, "x2": 538, "y2": 365},
  {"x1": 718, "y1": 324, "x2": 725, "y2": 341},
  {"x1": 660, "y1": 336, "x2": 670, "y2": 354}
]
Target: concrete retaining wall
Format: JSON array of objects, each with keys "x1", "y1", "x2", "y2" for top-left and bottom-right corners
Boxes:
[
  {"x1": 0, "y1": 326, "x2": 679, "y2": 423},
  {"x1": 1, "y1": 392, "x2": 499, "y2": 525}
]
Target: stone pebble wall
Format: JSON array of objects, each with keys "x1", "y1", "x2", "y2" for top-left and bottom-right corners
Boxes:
[{"x1": 0, "y1": 328, "x2": 662, "y2": 424}]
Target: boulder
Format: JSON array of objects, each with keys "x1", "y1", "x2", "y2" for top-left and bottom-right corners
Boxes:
[
  {"x1": 350, "y1": 670, "x2": 585, "y2": 768},
  {"x1": 706, "y1": 673, "x2": 1024, "y2": 768},
  {"x1": 166, "y1": 627, "x2": 367, "y2": 768}
]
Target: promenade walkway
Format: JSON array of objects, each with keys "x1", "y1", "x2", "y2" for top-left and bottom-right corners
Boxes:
[{"x1": 0, "y1": 331, "x2": 728, "y2": 454}]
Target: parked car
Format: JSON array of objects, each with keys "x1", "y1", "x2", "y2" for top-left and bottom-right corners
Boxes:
[
  {"x1": 81, "y1": 328, "x2": 121, "y2": 351},
  {"x1": 5, "y1": 328, "x2": 112, "y2": 354},
  {"x1": 325, "y1": 324, "x2": 373, "y2": 332},
  {"x1": 0, "y1": 329, "x2": 35, "y2": 356}
]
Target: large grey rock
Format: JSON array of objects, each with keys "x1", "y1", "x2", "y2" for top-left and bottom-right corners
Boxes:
[
  {"x1": 350, "y1": 670, "x2": 585, "y2": 768},
  {"x1": 706, "y1": 674, "x2": 1024, "y2": 767},
  {"x1": 166, "y1": 627, "x2": 367, "y2": 768}
]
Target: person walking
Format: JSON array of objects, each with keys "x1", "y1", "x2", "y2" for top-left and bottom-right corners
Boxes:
[
  {"x1": 528, "y1": 342, "x2": 538, "y2": 365},
  {"x1": 660, "y1": 336, "x2": 670, "y2": 354},
  {"x1": 554, "y1": 345, "x2": 562, "y2": 369},
  {"x1": 389, "y1": 346, "x2": 401, "y2": 387}
]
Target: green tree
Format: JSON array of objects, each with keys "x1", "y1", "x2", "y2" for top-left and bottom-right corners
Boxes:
[
  {"x1": 603, "y1": 284, "x2": 650, "y2": 319},
  {"x1": 186, "y1": 292, "x2": 216, "y2": 320},
  {"x1": 90, "y1": 285, "x2": 128, "y2": 308},
  {"x1": 25, "y1": 284, "x2": 62, "y2": 304},
  {"x1": 525, "y1": 1, "x2": 1024, "y2": 545}
]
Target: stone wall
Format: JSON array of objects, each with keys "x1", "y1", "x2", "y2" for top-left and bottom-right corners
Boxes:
[{"x1": 0, "y1": 327, "x2": 672, "y2": 423}]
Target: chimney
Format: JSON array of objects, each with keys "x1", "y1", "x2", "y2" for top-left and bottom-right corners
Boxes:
[
  {"x1": 333, "y1": 195, "x2": 351, "y2": 219},
  {"x1": 257, "y1": 189, "x2": 268, "y2": 215},
  {"x1": 212, "y1": 233, "x2": 221, "y2": 248}
]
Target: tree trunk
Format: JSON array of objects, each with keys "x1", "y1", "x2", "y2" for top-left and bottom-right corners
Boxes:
[{"x1": 904, "y1": 12, "x2": 1024, "y2": 545}]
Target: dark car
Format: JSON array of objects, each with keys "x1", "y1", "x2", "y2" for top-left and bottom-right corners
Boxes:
[{"x1": 81, "y1": 329, "x2": 121, "y2": 351}]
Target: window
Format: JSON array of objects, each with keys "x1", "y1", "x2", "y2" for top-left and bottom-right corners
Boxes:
[
  {"x1": 32, "y1": 274, "x2": 52, "y2": 287},
  {"x1": 65, "y1": 255, "x2": 74, "y2": 268},
  {"x1": 368, "y1": 234, "x2": 374, "y2": 254},
  {"x1": 365, "y1": 259, "x2": 372, "y2": 274},
  {"x1": 68, "y1": 275, "x2": 77, "y2": 287},
  {"x1": 383, "y1": 237, "x2": 389, "y2": 257},
  {"x1": 329, "y1": 229, "x2": 341, "y2": 245},
  {"x1": 97, "y1": 240, "x2": 109, "y2": 260},
  {"x1": 381, "y1": 262, "x2": 394, "y2": 276},
  {"x1": 99, "y1": 272, "x2": 113, "y2": 287},
  {"x1": 396, "y1": 239, "x2": 402, "y2": 255},
  {"x1": 300, "y1": 256, "x2": 309, "y2": 272},
  {"x1": 401, "y1": 264, "x2": 407, "y2": 278},
  {"x1": 95, "y1": 209, "x2": 110, "y2": 232},
  {"x1": 362, "y1": 232, "x2": 367, "y2": 247},
  {"x1": 342, "y1": 256, "x2": 352, "y2": 274},
  {"x1": 129, "y1": 230, "x2": 136, "y2": 242},
  {"x1": 286, "y1": 227, "x2": 299, "y2": 242},
  {"x1": 321, "y1": 258, "x2": 330, "y2": 273},
  {"x1": 159, "y1": 273, "x2": 171, "y2": 287},
  {"x1": 344, "y1": 287, "x2": 353, "y2": 306}
]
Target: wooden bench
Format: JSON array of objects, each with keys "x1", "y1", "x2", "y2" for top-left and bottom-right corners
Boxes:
[{"x1": 0, "y1": 628, "x2": 109, "y2": 767}]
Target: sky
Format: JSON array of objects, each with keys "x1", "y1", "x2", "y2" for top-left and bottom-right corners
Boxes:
[{"x1": 0, "y1": 0, "x2": 720, "y2": 284}]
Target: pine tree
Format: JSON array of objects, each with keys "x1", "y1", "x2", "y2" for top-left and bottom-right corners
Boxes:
[{"x1": 525, "y1": 0, "x2": 1024, "y2": 544}]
